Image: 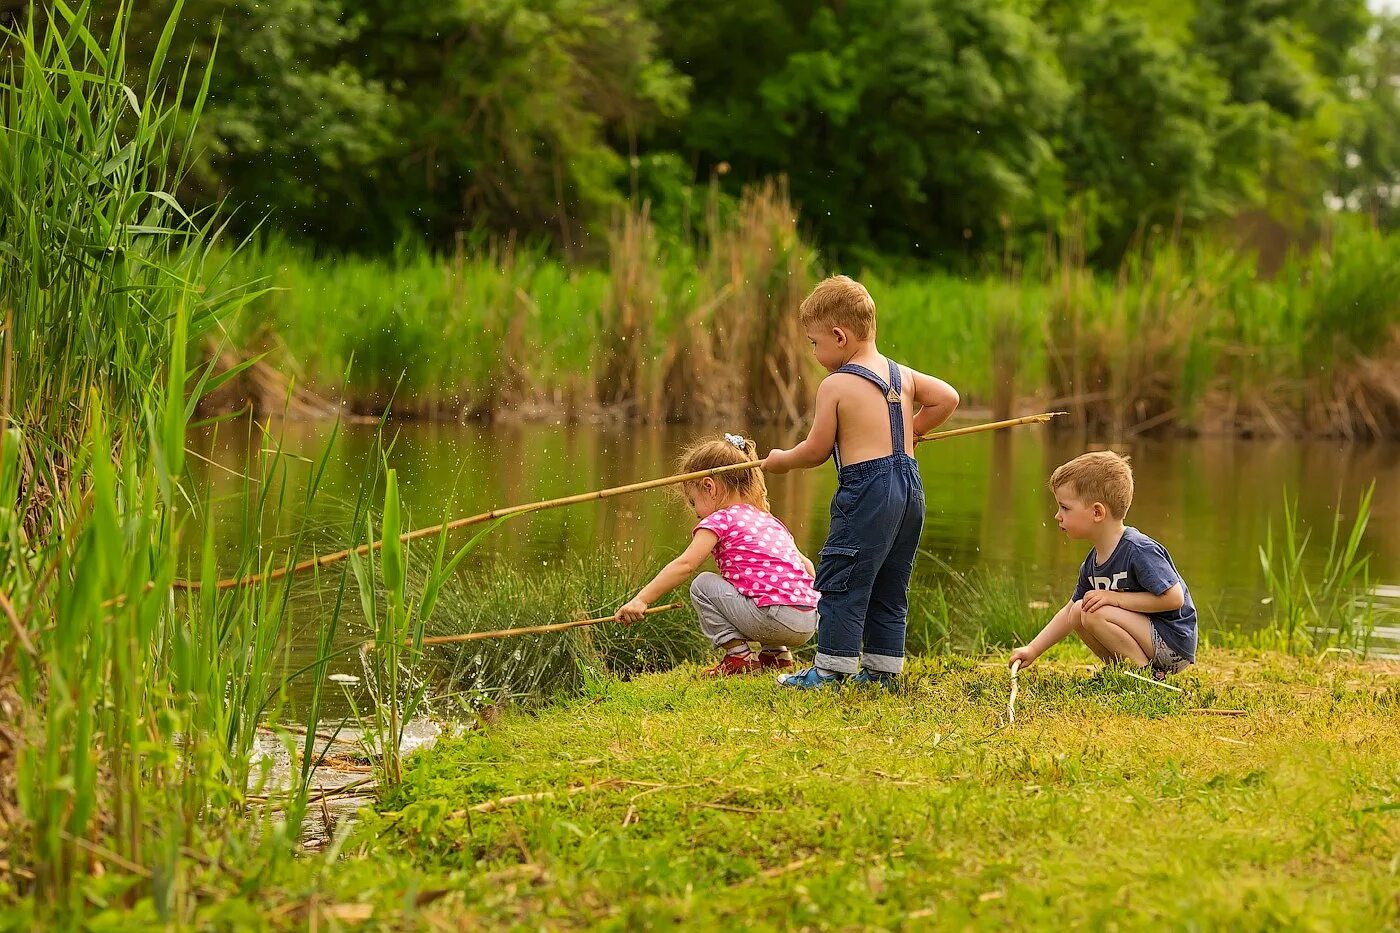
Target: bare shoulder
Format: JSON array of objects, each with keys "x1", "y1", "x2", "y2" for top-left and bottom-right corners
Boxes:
[
  {"x1": 903, "y1": 365, "x2": 959, "y2": 404},
  {"x1": 817, "y1": 370, "x2": 866, "y2": 399}
]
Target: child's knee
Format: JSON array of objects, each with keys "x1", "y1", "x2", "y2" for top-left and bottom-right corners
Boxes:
[
  {"x1": 1069, "y1": 599, "x2": 1087, "y2": 627},
  {"x1": 690, "y1": 571, "x2": 721, "y2": 603}
]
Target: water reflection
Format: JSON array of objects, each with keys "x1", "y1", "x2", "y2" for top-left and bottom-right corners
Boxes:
[{"x1": 192, "y1": 420, "x2": 1400, "y2": 662}]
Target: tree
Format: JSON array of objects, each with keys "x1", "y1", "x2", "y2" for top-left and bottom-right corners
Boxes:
[
  {"x1": 1333, "y1": 15, "x2": 1400, "y2": 225},
  {"x1": 652, "y1": 0, "x2": 1068, "y2": 261},
  {"x1": 1191, "y1": 0, "x2": 1372, "y2": 224},
  {"x1": 315, "y1": 0, "x2": 688, "y2": 251},
  {"x1": 1055, "y1": 9, "x2": 1267, "y2": 258}
]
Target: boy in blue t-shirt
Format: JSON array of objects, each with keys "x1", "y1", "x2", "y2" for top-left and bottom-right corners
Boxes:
[{"x1": 1010, "y1": 451, "x2": 1197, "y2": 679}]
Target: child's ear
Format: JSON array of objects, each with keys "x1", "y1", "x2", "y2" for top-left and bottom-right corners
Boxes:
[
  {"x1": 1092, "y1": 501, "x2": 1107, "y2": 522},
  {"x1": 832, "y1": 326, "x2": 847, "y2": 347}
]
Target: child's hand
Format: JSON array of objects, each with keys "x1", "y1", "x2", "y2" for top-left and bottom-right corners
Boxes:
[
  {"x1": 616, "y1": 598, "x2": 650, "y2": 625},
  {"x1": 763, "y1": 448, "x2": 789, "y2": 474},
  {"x1": 1009, "y1": 646, "x2": 1037, "y2": 670},
  {"x1": 1080, "y1": 590, "x2": 1120, "y2": 614},
  {"x1": 799, "y1": 554, "x2": 815, "y2": 579}
]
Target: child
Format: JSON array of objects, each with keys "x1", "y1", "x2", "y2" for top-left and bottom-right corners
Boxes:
[
  {"x1": 764, "y1": 275, "x2": 960, "y2": 688},
  {"x1": 1009, "y1": 451, "x2": 1197, "y2": 679},
  {"x1": 616, "y1": 434, "x2": 820, "y2": 676}
]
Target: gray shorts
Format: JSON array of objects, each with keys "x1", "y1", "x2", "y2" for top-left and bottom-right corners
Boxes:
[
  {"x1": 690, "y1": 572, "x2": 817, "y2": 650},
  {"x1": 1150, "y1": 626, "x2": 1192, "y2": 676}
]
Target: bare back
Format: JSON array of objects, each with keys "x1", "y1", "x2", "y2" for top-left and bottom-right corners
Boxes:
[
  {"x1": 763, "y1": 345, "x2": 958, "y2": 476},
  {"x1": 828, "y1": 359, "x2": 916, "y2": 466}
]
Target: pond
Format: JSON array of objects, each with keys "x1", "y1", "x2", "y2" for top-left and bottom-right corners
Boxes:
[{"x1": 192, "y1": 420, "x2": 1400, "y2": 713}]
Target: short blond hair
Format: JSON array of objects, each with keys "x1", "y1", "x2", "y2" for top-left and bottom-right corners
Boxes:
[
  {"x1": 1050, "y1": 451, "x2": 1134, "y2": 519},
  {"x1": 798, "y1": 275, "x2": 876, "y2": 340}
]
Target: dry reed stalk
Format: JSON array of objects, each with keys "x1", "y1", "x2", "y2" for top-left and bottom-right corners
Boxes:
[
  {"x1": 416, "y1": 602, "x2": 682, "y2": 646},
  {"x1": 598, "y1": 204, "x2": 659, "y2": 417},
  {"x1": 706, "y1": 178, "x2": 816, "y2": 423}
]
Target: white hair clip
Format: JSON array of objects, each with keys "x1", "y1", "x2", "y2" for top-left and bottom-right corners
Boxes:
[{"x1": 724, "y1": 433, "x2": 746, "y2": 450}]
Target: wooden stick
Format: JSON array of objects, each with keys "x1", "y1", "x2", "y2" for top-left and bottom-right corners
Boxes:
[
  {"x1": 915, "y1": 411, "x2": 1066, "y2": 445},
  {"x1": 416, "y1": 602, "x2": 682, "y2": 646},
  {"x1": 176, "y1": 461, "x2": 765, "y2": 592},
  {"x1": 176, "y1": 413, "x2": 1064, "y2": 592},
  {"x1": 452, "y1": 779, "x2": 620, "y2": 817},
  {"x1": 1008, "y1": 659, "x2": 1021, "y2": 724},
  {"x1": 1122, "y1": 668, "x2": 1184, "y2": 693}
]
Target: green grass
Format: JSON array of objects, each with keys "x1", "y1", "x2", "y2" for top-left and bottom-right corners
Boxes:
[
  {"x1": 352, "y1": 651, "x2": 1400, "y2": 928},
  {"x1": 35, "y1": 649, "x2": 1392, "y2": 928}
]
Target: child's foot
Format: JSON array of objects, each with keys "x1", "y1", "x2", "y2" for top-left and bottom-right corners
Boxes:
[
  {"x1": 776, "y1": 666, "x2": 847, "y2": 690},
  {"x1": 756, "y1": 650, "x2": 794, "y2": 672},
  {"x1": 703, "y1": 651, "x2": 762, "y2": 677},
  {"x1": 851, "y1": 669, "x2": 898, "y2": 691}
]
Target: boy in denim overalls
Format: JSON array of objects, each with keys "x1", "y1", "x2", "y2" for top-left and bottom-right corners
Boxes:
[{"x1": 765, "y1": 276, "x2": 960, "y2": 688}]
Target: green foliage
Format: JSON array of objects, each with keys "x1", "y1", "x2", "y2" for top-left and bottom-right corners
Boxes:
[
  {"x1": 656, "y1": 0, "x2": 1069, "y2": 259},
  {"x1": 1056, "y1": 10, "x2": 1265, "y2": 258},
  {"x1": 118, "y1": 0, "x2": 688, "y2": 251},
  {"x1": 220, "y1": 220, "x2": 1400, "y2": 437},
  {"x1": 0, "y1": 1, "x2": 253, "y2": 458},
  {"x1": 53, "y1": 0, "x2": 1400, "y2": 260},
  {"x1": 1333, "y1": 15, "x2": 1400, "y2": 226},
  {"x1": 414, "y1": 554, "x2": 709, "y2": 714},
  {"x1": 0, "y1": 5, "x2": 373, "y2": 920}
]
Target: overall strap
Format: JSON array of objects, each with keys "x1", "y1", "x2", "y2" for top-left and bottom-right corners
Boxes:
[
  {"x1": 832, "y1": 360, "x2": 905, "y2": 467},
  {"x1": 885, "y1": 358, "x2": 905, "y2": 451}
]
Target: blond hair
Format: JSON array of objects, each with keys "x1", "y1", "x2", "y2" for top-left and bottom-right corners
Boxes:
[
  {"x1": 678, "y1": 435, "x2": 769, "y2": 512},
  {"x1": 1049, "y1": 451, "x2": 1134, "y2": 519},
  {"x1": 798, "y1": 275, "x2": 876, "y2": 340}
]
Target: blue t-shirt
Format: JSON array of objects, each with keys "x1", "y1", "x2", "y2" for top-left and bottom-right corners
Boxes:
[{"x1": 1072, "y1": 527, "x2": 1197, "y2": 660}]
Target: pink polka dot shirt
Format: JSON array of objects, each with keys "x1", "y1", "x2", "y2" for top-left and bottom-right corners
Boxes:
[{"x1": 695, "y1": 503, "x2": 819, "y2": 609}]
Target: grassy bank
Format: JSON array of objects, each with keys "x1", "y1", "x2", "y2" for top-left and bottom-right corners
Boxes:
[
  {"x1": 357, "y1": 651, "x2": 1400, "y2": 928},
  {"x1": 220, "y1": 217, "x2": 1400, "y2": 438},
  {"x1": 23, "y1": 650, "x2": 1393, "y2": 928}
]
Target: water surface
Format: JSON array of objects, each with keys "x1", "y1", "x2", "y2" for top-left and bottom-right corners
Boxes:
[{"x1": 193, "y1": 420, "x2": 1400, "y2": 708}]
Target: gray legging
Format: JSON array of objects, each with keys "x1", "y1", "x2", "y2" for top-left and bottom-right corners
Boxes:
[{"x1": 690, "y1": 571, "x2": 817, "y2": 651}]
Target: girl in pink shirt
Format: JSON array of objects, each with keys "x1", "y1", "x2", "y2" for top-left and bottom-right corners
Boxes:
[{"x1": 617, "y1": 434, "x2": 819, "y2": 676}]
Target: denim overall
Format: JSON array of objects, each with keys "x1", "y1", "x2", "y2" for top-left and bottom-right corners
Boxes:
[{"x1": 812, "y1": 360, "x2": 925, "y2": 675}]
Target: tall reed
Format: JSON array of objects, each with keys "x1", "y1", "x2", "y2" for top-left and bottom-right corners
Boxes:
[
  {"x1": 216, "y1": 216, "x2": 1400, "y2": 438},
  {"x1": 0, "y1": 6, "x2": 364, "y2": 921},
  {"x1": 1256, "y1": 484, "x2": 1380, "y2": 655},
  {"x1": 0, "y1": 3, "x2": 257, "y2": 506}
]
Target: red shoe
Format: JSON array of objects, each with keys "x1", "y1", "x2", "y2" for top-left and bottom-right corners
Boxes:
[
  {"x1": 756, "y1": 652, "x2": 795, "y2": 672},
  {"x1": 703, "y1": 652, "x2": 762, "y2": 677}
]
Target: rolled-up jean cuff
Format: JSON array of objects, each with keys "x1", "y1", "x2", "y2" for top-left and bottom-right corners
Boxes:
[
  {"x1": 814, "y1": 651, "x2": 860, "y2": 675},
  {"x1": 860, "y1": 652, "x2": 904, "y2": 674}
]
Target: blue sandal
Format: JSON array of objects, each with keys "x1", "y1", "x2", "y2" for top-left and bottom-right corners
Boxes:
[
  {"x1": 852, "y1": 669, "x2": 898, "y2": 691},
  {"x1": 776, "y1": 666, "x2": 847, "y2": 690}
]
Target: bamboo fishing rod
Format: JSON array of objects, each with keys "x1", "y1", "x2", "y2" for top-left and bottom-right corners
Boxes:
[
  {"x1": 915, "y1": 410, "x2": 1065, "y2": 444},
  {"x1": 179, "y1": 410, "x2": 1066, "y2": 592},
  {"x1": 410, "y1": 602, "x2": 682, "y2": 647}
]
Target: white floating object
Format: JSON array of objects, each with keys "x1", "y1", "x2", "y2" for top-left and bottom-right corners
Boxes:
[{"x1": 328, "y1": 673, "x2": 361, "y2": 685}]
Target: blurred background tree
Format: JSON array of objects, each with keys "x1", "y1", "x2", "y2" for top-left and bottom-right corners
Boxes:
[{"x1": 4, "y1": 0, "x2": 1396, "y2": 262}]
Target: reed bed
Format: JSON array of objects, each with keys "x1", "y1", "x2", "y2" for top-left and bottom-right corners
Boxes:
[
  {"x1": 0, "y1": 7, "x2": 407, "y2": 922},
  {"x1": 217, "y1": 213, "x2": 1398, "y2": 438}
]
